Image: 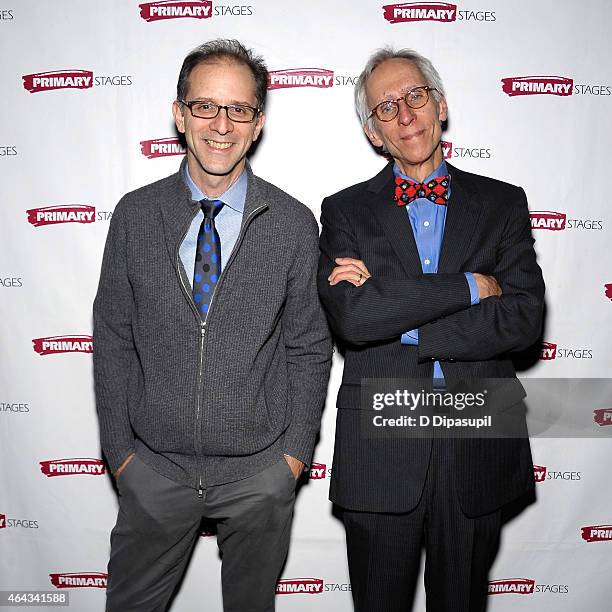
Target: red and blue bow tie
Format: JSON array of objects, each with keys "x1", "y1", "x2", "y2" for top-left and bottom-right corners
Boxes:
[{"x1": 394, "y1": 175, "x2": 450, "y2": 206}]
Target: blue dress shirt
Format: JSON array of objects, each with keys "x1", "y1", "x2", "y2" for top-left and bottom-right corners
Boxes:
[
  {"x1": 397, "y1": 161, "x2": 479, "y2": 380},
  {"x1": 179, "y1": 165, "x2": 246, "y2": 287}
]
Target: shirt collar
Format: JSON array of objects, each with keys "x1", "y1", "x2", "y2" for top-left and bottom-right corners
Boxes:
[
  {"x1": 393, "y1": 159, "x2": 448, "y2": 184},
  {"x1": 182, "y1": 164, "x2": 247, "y2": 213}
]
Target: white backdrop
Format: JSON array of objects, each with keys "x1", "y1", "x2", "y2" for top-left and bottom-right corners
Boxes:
[{"x1": 1, "y1": 1, "x2": 611, "y2": 610}]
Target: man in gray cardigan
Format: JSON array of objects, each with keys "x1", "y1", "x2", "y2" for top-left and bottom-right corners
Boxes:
[{"x1": 93, "y1": 39, "x2": 331, "y2": 612}]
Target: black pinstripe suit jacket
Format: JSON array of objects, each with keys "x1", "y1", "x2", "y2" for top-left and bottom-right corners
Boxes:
[{"x1": 318, "y1": 162, "x2": 545, "y2": 517}]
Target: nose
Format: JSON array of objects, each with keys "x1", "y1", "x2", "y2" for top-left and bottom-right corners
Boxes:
[
  {"x1": 397, "y1": 98, "x2": 417, "y2": 125},
  {"x1": 209, "y1": 107, "x2": 233, "y2": 135}
]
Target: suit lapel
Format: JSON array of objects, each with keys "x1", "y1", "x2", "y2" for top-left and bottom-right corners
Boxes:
[
  {"x1": 368, "y1": 163, "x2": 424, "y2": 278},
  {"x1": 438, "y1": 163, "x2": 482, "y2": 273}
]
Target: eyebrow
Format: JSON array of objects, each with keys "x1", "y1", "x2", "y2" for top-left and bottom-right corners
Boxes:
[{"x1": 188, "y1": 97, "x2": 257, "y2": 107}]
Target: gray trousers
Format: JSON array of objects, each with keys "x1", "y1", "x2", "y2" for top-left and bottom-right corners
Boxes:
[{"x1": 105, "y1": 455, "x2": 296, "y2": 612}]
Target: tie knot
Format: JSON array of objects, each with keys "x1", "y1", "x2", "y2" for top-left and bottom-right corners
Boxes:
[{"x1": 200, "y1": 199, "x2": 224, "y2": 219}]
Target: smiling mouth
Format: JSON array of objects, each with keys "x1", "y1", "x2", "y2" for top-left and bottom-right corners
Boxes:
[
  {"x1": 401, "y1": 129, "x2": 426, "y2": 141},
  {"x1": 205, "y1": 139, "x2": 233, "y2": 150}
]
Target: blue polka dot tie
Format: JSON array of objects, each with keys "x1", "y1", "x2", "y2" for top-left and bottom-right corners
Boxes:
[{"x1": 192, "y1": 199, "x2": 223, "y2": 318}]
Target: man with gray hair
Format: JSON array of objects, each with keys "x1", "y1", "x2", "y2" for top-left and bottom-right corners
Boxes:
[
  {"x1": 318, "y1": 47, "x2": 544, "y2": 611},
  {"x1": 94, "y1": 39, "x2": 331, "y2": 611}
]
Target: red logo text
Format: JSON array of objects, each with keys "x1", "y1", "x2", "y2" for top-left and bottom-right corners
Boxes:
[
  {"x1": 26, "y1": 205, "x2": 96, "y2": 227},
  {"x1": 139, "y1": 0, "x2": 212, "y2": 21},
  {"x1": 23, "y1": 70, "x2": 93, "y2": 93},
  {"x1": 40, "y1": 459, "x2": 105, "y2": 477},
  {"x1": 502, "y1": 76, "x2": 573, "y2": 97},
  {"x1": 268, "y1": 69, "x2": 334, "y2": 90},
  {"x1": 382, "y1": 2, "x2": 457, "y2": 23},
  {"x1": 32, "y1": 336, "x2": 93, "y2": 356},
  {"x1": 276, "y1": 578, "x2": 324, "y2": 595},
  {"x1": 581, "y1": 525, "x2": 612, "y2": 542},
  {"x1": 50, "y1": 573, "x2": 107, "y2": 589},
  {"x1": 488, "y1": 579, "x2": 535, "y2": 595},
  {"x1": 140, "y1": 137, "x2": 186, "y2": 158},
  {"x1": 529, "y1": 211, "x2": 566, "y2": 231}
]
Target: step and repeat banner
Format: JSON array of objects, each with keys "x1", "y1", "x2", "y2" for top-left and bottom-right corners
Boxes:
[{"x1": 1, "y1": 1, "x2": 611, "y2": 610}]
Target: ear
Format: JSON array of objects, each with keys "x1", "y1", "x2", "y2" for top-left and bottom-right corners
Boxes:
[
  {"x1": 252, "y1": 110, "x2": 266, "y2": 142},
  {"x1": 363, "y1": 122, "x2": 383, "y2": 148},
  {"x1": 172, "y1": 100, "x2": 186, "y2": 134},
  {"x1": 437, "y1": 96, "x2": 448, "y2": 122}
]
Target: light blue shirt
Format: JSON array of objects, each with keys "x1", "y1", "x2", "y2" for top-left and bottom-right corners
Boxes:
[
  {"x1": 179, "y1": 165, "x2": 247, "y2": 287},
  {"x1": 397, "y1": 161, "x2": 479, "y2": 380}
]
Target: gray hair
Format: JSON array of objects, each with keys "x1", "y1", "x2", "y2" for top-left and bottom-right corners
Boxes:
[
  {"x1": 177, "y1": 39, "x2": 268, "y2": 110},
  {"x1": 355, "y1": 47, "x2": 446, "y2": 129}
]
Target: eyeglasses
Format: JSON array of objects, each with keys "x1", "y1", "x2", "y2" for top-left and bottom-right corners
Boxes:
[
  {"x1": 180, "y1": 99, "x2": 260, "y2": 123},
  {"x1": 368, "y1": 86, "x2": 438, "y2": 122}
]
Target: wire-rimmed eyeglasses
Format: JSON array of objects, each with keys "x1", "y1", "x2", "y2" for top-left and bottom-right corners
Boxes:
[{"x1": 368, "y1": 86, "x2": 438, "y2": 122}]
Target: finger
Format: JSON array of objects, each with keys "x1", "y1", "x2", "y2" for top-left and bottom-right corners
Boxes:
[
  {"x1": 328, "y1": 264, "x2": 365, "y2": 283},
  {"x1": 335, "y1": 257, "x2": 371, "y2": 276},
  {"x1": 329, "y1": 271, "x2": 365, "y2": 286}
]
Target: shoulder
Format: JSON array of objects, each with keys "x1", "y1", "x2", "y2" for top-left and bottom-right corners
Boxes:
[
  {"x1": 450, "y1": 164, "x2": 526, "y2": 204},
  {"x1": 251, "y1": 173, "x2": 318, "y2": 230},
  {"x1": 114, "y1": 170, "x2": 185, "y2": 217}
]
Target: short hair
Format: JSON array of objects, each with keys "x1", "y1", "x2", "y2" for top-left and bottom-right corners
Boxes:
[
  {"x1": 355, "y1": 47, "x2": 446, "y2": 129},
  {"x1": 177, "y1": 39, "x2": 268, "y2": 110}
]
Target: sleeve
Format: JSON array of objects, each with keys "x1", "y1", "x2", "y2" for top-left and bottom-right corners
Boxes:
[
  {"x1": 317, "y1": 196, "x2": 473, "y2": 345},
  {"x1": 418, "y1": 187, "x2": 545, "y2": 361},
  {"x1": 92, "y1": 200, "x2": 137, "y2": 473},
  {"x1": 281, "y1": 213, "x2": 333, "y2": 467}
]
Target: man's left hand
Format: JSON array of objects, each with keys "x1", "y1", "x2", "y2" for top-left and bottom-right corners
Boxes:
[
  {"x1": 283, "y1": 454, "x2": 305, "y2": 480},
  {"x1": 328, "y1": 257, "x2": 371, "y2": 286}
]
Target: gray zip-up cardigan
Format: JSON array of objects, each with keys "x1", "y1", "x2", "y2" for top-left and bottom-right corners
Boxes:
[{"x1": 93, "y1": 161, "x2": 332, "y2": 490}]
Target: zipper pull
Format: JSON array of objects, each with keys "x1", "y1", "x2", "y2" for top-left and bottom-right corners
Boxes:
[
  {"x1": 198, "y1": 477, "x2": 204, "y2": 499},
  {"x1": 201, "y1": 323, "x2": 206, "y2": 337}
]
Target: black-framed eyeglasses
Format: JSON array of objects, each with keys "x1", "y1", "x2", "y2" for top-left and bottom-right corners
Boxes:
[
  {"x1": 368, "y1": 86, "x2": 438, "y2": 122},
  {"x1": 180, "y1": 99, "x2": 261, "y2": 123}
]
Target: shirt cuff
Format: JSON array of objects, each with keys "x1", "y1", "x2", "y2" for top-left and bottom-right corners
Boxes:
[
  {"x1": 464, "y1": 272, "x2": 480, "y2": 306},
  {"x1": 401, "y1": 328, "x2": 419, "y2": 345}
]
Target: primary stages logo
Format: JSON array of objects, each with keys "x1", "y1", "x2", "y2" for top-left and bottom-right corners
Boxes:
[
  {"x1": 276, "y1": 578, "x2": 324, "y2": 595},
  {"x1": 534, "y1": 465, "x2": 582, "y2": 483},
  {"x1": 605, "y1": 284, "x2": 612, "y2": 301},
  {"x1": 593, "y1": 408, "x2": 612, "y2": 427},
  {"x1": 502, "y1": 76, "x2": 573, "y2": 97},
  {"x1": 530, "y1": 211, "x2": 566, "y2": 231},
  {"x1": 540, "y1": 341, "x2": 592, "y2": 361},
  {"x1": 309, "y1": 462, "x2": 331, "y2": 480},
  {"x1": 268, "y1": 69, "x2": 334, "y2": 90},
  {"x1": 22, "y1": 70, "x2": 132, "y2": 93},
  {"x1": 32, "y1": 336, "x2": 93, "y2": 356},
  {"x1": 581, "y1": 525, "x2": 612, "y2": 542},
  {"x1": 382, "y1": 3, "x2": 495, "y2": 24},
  {"x1": 533, "y1": 465, "x2": 547, "y2": 482},
  {"x1": 441, "y1": 140, "x2": 491, "y2": 160},
  {"x1": 383, "y1": 2, "x2": 456, "y2": 23},
  {"x1": 40, "y1": 459, "x2": 105, "y2": 477},
  {"x1": 23, "y1": 70, "x2": 93, "y2": 93},
  {"x1": 50, "y1": 573, "x2": 107, "y2": 589},
  {"x1": 26, "y1": 205, "x2": 95, "y2": 227},
  {"x1": 529, "y1": 211, "x2": 603, "y2": 231},
  {"x1": 139, "y1": 0, "x2": 212, "y2": 21},
  {"x1": 488, "y1": 579, "x2": 535, "y2": 595},
  {"x1": 140, "y1": 138, "x2": 186, "y2": 158},
  {"x1": 0, "y1": 513, "x2": 39, "y2": 530}
]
